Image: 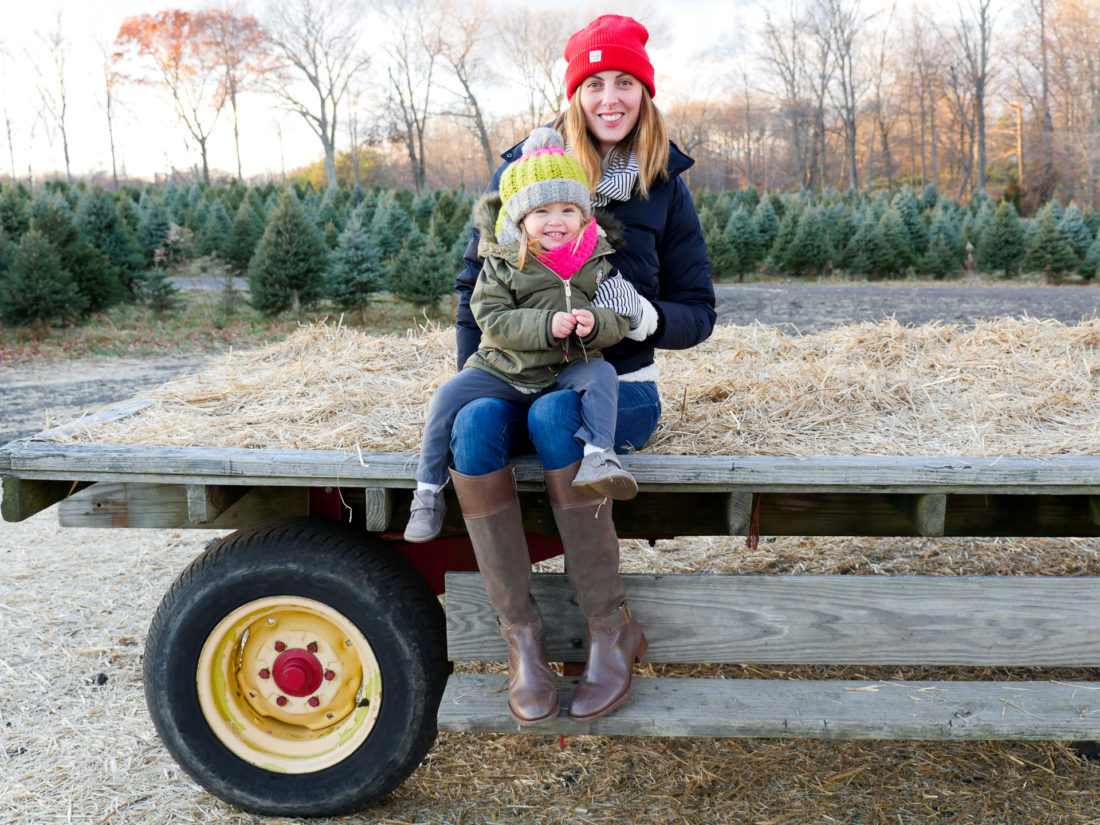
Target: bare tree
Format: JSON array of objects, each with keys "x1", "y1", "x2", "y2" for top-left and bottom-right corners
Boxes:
[
  {"x1": 28, "y1": 13, "x2": 73, "y2": 185},
  {"x1": 760, "y1": 8, "x2": 814, "y2": 189},
  {"x1": 497, "y1": 11, "x2": 580, "y2": 130},
  {"x1": 435, "y1": 0, "x2": 496, "y2": 180},
  {"x1": 816, "y1": 0, "x2": 868, "y2": 191},
  {"x1": 947, "y1": 0, "x2": 996, "y2": 193},
  {"x1": 0, "y1": 39, "x2": 18, "y2": 183},
  {"x1": 262, "y1": 0, "x2": 371, "y2": 192},
  {"x1": 383, "y1": 0, "x2": 442, "y2": 190},
  {"x1": 95, "y1": 37, "x2": 124, "y2": 190}
]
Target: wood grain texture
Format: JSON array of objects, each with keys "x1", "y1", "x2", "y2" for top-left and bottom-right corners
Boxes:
[
  {"x1": 438, "y1": 674, "x2": 1100, "y2": 739},
  {"x1": 445, "y1": 572, "x2": 1100, "y2": 666}
]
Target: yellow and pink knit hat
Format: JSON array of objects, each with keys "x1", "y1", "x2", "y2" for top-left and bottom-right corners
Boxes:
[{"x1": 495, "y1": 127, "x2": 592, "y2": 243}]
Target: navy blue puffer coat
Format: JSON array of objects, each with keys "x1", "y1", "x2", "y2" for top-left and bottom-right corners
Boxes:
[{"x1": 455, "y1": 139, "x2": 717, "y2": 376}]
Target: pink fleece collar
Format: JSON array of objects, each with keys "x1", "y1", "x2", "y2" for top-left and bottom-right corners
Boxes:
[{"x1": 534, "y1": 218, "x2": 599, "y2": 281}]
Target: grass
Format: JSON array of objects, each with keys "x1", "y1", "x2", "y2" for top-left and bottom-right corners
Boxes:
[{"x1": 0, "y1": 288, "x2": 459, "y2": 366}]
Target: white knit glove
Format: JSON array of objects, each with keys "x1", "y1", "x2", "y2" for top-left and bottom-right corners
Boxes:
[{"x1": 592, "y1": 274, "x2": 658, "y2": 341}]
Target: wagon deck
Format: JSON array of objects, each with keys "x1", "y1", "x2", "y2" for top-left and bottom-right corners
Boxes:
[{"x1": 5, "y1": 433, "x2": 1100, "y2": 815}]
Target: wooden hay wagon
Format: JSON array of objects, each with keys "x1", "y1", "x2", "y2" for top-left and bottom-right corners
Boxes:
[{"x1": 5, "y1": 428, "x2": 1100, "y2": 816}]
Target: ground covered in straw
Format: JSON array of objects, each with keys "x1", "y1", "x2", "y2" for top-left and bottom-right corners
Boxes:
[
  {"x1": 5, "y1": 515, "x2": 1100, "y2": 824},
  {"x1": 45, "y1": 316, "x2": 1100, "y2": 457}
]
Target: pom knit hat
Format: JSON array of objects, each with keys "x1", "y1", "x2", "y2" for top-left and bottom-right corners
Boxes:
[
  {"x1": 564, "y1": 14, "x2": 655, "y2": 100},
  {"x1": 495, "y1": 127, "x2": 592, "y2": 244}
]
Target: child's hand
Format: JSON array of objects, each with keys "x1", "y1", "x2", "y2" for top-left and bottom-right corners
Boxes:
[
  {"x1": 572, "y1": 308, "x2": 595, "y2": 337},
  {"x1": 552, "y1": 311, "x2": 577, "y2": 338}
]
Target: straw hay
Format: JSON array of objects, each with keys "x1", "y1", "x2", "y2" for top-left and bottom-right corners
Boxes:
[{"x1": 44, "y1": 316, "x2": 1100, "y2": 457}]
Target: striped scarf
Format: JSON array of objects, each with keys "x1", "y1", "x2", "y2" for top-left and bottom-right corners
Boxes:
[{"x1": 592, "y1": 150, "x2": 639, "y2": 207}]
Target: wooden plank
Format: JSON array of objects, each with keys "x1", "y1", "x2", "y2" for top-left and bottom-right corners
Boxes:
[
  {"x1": 886, "y1": 493, "x2": 946, "y2": 536},
  {"x1": 363, "y1": 487, "x2": 393, "y2": 531},
  {"x1": 445, "y1": 573, "x2": 1100, "y2": 666},
  {"x1": 1, "y1": 477, "x2": 90, "y2": 522},
  {"x1": 5, "y1": 443, "x2": 1100, "y2": 494},
  {"x1": 725, "y1": 492, "x2": 754, "y2": 535},
  {"x1": 438, "y1": 674, "x2": 1100, "y2": 740},
  {"x1": 58, "y1": 482, "x2": 307, "y2": 529},
  {"x1": 186, "y1": 484, "x2": 249, "y2": 524}
]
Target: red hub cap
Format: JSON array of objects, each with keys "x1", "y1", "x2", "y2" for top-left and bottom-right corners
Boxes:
[{"x1": 271, "y1": 648, "x2": 324, "y2": 697}]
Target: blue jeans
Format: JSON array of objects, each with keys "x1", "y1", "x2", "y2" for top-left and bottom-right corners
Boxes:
[{"x1": 450, "y1": 381, "x2": 661, "y2": 475}]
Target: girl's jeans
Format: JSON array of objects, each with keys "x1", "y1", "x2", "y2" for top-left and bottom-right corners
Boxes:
[{"x1": 450, "y1": 380, "x2": 661, "y2": 475}]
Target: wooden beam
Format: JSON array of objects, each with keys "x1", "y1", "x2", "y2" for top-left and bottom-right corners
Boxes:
[
  {"x1": 886, "y1": 493, "x2": 946, "y2": 537},
  {"x1": 445, "y1": 572, "x2": 1100, "y2": 666},
  {"x1": 363, "y1": 487, "x2": 393, "y2": 531},
  {"x1": 58, "y1": 482, "x2": 307, "y2": 529},
  {"x1": 186, "y1": 484, "x2": 249, "y2": 524},
  {"x1": 6, "y1": 443, "x2": 1100, "y2": 494},
  {"x1": 1, "y1": 477, "x2": 90, "y2": 522},
  {"x1": 438, "y1": 674, "x2": 1100, "y2": 740},
  {"x1": 725, "y1": 492, "x2": 754, "y2": 535}
]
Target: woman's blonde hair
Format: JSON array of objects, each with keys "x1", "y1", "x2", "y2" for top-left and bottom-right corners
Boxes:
[{"x1": 555, "y1": 85, "x2": 669, "y2": 200}]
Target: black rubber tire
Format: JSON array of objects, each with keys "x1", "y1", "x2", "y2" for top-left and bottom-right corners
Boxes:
[{"x1": 143, "y1": 517, "x2": 449, "y2": 816}]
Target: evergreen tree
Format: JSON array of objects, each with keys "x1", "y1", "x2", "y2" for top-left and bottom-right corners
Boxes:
[
  {"x1": 196, "y1": 200, "x2": 231, "y2": 257},
  {"x1": 846, "y1": 216, "x2": 895, "y2": 278},
  {"x1": 76, "y1": 187, "x2": 145, "y2": 295},
  {"x1": 0, "y1": 226, "x2": 86, "y2": 326},
  {"x1": 767, "y1": 205, "x2": 802, "y2": 267},
  {"x1": 1082, "y1": 236, "x2": 1100, "y2": 281},
  {"x1": 370, "y1": 191, "x2": 414, "y2": 262},
  {"x1": 1059, "y1": 202, "x2": 1094, "y2": 259},
  {"x1": 753, "y1": 197, "x2": 779, "y2": 253},
  {"x1": 31, "y1": 192, "x2": 121, "y2": 314},
  {"x1": 116, "y1": 195, "x2": 140, "y2": 233},
  {"x1": 919, "y1": 184, "x2": 939, "y2": 213},
  {"x1": 1082, "y1": 204, "x2": 1100, "y2": 238},
  {"x1": 891, "y1": 189, "x2": 929, "y2": 255},
  {"x1": 704, "y1": 216, "x2": 739, "y2": 281},
  {"x1": 780, "y1": 206, "x2": 833, "y2": 277},
  {"x1": 389, "y1": 227, "x2": 453, "y2": 307},
  {"x1": 221, "y1": 200, "x2": 265, "y2": 272},
  {"x1": 919, "y1": 208, "x2": 963, "y2": 278},
  {"x1": 977, "y1": 201, "x2": 1027, "y2": 276},
  {"x1": 1023, "y1": 206, "x2": 1079, "y2": 277},
  {"x1": 723, "y1": 206, "x2": 761, "y2": 277},
  {"x1": 136, "y1": 267, "x2": 183, "y2": 316},
  {"x1": 878, "y1": 206, "x2": 917, "y2": 271},
  {"x1": 136, "y1": 199, "x2": 172, "y2": 266},
  {"x1": 325, "y1": 212, "x2": 386, "y2": 314},
  {"x1": 0, "y1": 185, "x2": 29, "y2": 240},
  {"x1": 410, "y1": 190, "x2": 436, "y2": 232},
  {"x1": 248, "y1": 189, "x2": 329, "y2": 316}
]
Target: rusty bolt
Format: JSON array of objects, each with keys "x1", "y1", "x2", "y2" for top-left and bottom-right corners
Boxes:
[
  {"x1": 307, "y1": 641, "x2": 319, "y2": 654},
  {"x1": 308, "y1": 696, "x2": 320, "y2": 707},
  {"x1": 276, "y1": 696, "x2": 288, "y2": 707},
  {"x1": 258, "y1": 668, "x2": 271, "y2": 680},
  {"x1": 274, "y1": 641, "x2": 287, "y2": 652},
  {"x1": 324, "y1": 670, "x2": 335, "y2": 681}
]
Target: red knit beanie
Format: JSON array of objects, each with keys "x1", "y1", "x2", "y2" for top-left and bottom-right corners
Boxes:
[{"x1": 564, "y1": 14, "x2": 655, "y2": 100}]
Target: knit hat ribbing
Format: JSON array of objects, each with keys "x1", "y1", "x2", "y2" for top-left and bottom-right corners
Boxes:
[
  {"x1": 495, "y1": 127, "x2": 592, "y2": 244},
  {"x1": 564, "y1": 14, "x2": 655, "y2": 100}
]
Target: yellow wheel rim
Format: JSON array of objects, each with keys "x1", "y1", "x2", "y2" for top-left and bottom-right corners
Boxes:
[{"x1": 197, "y1": 596, "x2": 382, "y2": 773}]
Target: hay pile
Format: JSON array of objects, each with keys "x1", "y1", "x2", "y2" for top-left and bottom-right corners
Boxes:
[{"x1": 44, "y1": 316, "x2": 1100, "y2": 456}]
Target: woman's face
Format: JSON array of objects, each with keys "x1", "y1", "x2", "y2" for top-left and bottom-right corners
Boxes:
[{"x1": 577, "y1": 71, "x2": 643, "y2": 156}]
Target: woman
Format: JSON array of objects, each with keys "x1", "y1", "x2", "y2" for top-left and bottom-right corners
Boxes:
[{"x1": 447, "y1": 14, "x2": 716, "y2": 725}]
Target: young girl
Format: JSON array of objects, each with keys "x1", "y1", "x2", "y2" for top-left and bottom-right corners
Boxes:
[{"x1": 404, "y1": 126, "x2": 654, "y2": 547}]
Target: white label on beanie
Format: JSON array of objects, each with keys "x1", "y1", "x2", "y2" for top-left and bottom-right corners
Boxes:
[{"x1": 590, "y1": 49, "x2": 602, "y2": 62}]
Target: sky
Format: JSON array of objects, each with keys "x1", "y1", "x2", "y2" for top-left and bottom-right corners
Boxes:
[{"x1": 1, "y1": 0, "x2": 753, "y2": 184}]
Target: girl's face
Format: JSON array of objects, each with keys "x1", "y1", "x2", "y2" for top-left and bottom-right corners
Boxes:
[
  {"x1": 577, "y1": 70, "x2": 643, "y2": 156},
  {"x1": 522, "y1": 202, "x2": 583, "y2": 251}
]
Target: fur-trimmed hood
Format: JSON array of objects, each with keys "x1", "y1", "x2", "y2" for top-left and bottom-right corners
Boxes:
[{"x1": 472, "y1": 192, "x2": 626, "y2": 257}]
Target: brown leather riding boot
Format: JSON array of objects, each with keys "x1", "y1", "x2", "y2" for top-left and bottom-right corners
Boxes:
[
  {"x1": 497, "y1": 615, "x2": 560, "y2": 725},
  {"x1": 544, "y1": 461, "x2": 647, "y2": 721},
  {"x1": 451, "y1": 465, "x2": 558, "y2": 725}
]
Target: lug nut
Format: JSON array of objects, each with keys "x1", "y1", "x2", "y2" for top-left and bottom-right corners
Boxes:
[
  {"x1": 274, "y1": 641, "x2": 287, "y2": 652},
  {"x1": 258, "y1": 668, "x2": 271, "y2": 679},
  {"x1": 324, "y1": 670, "x2": 335, "y2": 681},
  {"x1": 276, "y1": 696, "x2": 288, "y2": 707},
  {"x1": 307, "y1": 641, "x2": 319, "y2": 653},
  {"x1": 308, "y1": 697, "x2": 320, "y2": 707}
]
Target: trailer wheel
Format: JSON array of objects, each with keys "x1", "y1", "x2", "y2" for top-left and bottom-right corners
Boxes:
[{"x1": 144, "y1": 517, "x2": 449, "y2": 817}]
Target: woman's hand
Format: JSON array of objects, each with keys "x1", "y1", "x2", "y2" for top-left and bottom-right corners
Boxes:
[
  {"x1": 572, "y1": 308, "x2": 595, "y2": 338},
  {"x1": 552, "y1": 311, "x2": 577, "y2": 339}
]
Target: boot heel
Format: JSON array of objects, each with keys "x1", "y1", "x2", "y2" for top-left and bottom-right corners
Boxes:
[{"x1": 634, "y1": 634, "x2": 648, "y2": 663}]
